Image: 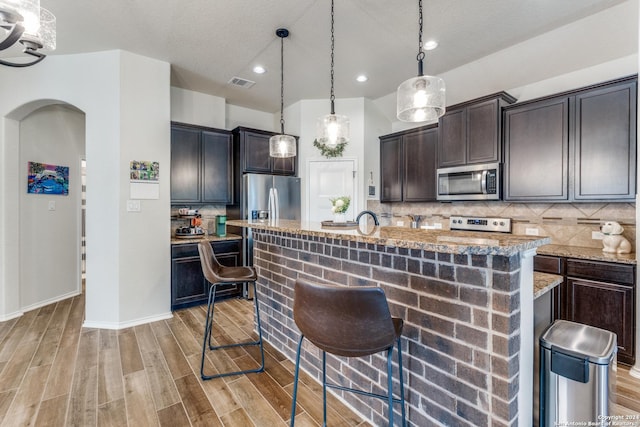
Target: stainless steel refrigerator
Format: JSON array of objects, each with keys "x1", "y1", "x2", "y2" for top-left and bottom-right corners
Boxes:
[{"x1": 233, "y1": 174, "x2": 301, "y2": 286}]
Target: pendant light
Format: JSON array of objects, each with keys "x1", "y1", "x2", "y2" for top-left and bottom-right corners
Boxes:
[
  {"x1": 396, "y1": 0, "x2": 445, "y2": 122},
  {"x1": 315, "y1": 0, "x2": 349, "y2": 148},
  {"x1": 269, "y1": 28, "x2": 297, "y2": 158}
]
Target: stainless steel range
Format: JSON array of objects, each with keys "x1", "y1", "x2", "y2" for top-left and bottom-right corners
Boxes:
[{"x1": 449, "y1": 216, "x2": 511, "y2": 233}]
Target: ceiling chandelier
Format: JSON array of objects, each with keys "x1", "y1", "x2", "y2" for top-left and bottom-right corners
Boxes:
[
  {"x1": 269, "y1": 28, "x2": 297, "y2": 159},
  {"x1": 396, "y1": 0, "x2": 445, "y2": 122},
  {"x1": 0, "y1": 0, "x2": 56, "y2": 67},
  {"x1": 315, "y1": 0, "x2": 349, "y2": 148}
]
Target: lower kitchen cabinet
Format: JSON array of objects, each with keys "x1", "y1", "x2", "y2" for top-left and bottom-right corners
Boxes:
[
  {"x1": 534, "y1": 255, "x2": 636, "y2": 365},
  {"x1": 171, "y1": 239, "x2": 242, "y2": 310}
]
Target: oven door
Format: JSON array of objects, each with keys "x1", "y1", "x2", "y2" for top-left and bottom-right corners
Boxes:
[{"x1": 437, "y1": 163, "x2": 500, "y2": 201}]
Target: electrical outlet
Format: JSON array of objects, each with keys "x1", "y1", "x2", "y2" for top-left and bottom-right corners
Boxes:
[
  {"x1": 525, "y1": 228, "x2": 539, "y2": 236},
  {"x1": 433, "y1": 222, "x2": 443, "y2": 229},
  {"x1": 396, "y1": 220, "x2": 405, "y2": 227},
  {"x1": 48, "y1": 201, "x2": 56, "y2": 211},
  {"x1": 592, "y1": 231, "x2": 604, "y2": 240}
]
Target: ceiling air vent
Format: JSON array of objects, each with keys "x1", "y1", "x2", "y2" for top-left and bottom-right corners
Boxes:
[{"x1": 228, "y1": 76, "x2": 256, "y2": 89}]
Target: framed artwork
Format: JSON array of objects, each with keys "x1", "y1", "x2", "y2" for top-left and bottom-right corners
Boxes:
[{"x1": 27, "y1": 162, "x2": 69, "y2": 195}]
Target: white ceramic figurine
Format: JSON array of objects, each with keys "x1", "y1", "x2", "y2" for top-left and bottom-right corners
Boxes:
[{"x1": 600, "y1": 221, "x2": 632, "y2": 254}]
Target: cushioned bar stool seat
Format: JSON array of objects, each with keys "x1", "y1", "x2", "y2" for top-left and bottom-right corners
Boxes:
[
  {"x1": 290, "y1": 279, "x2": 406, "y2": 426},
  {"x1": 197, "y1": 242, "x2": 264, "y2": 380}
]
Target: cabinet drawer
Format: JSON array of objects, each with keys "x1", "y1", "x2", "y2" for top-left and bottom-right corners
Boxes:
[
  {"x1": 534, "y1": 255, "x2": 563, "y2": 274},
  {"x1": 171, "y1": 243, "x2": 199, "y2": 258},
  {"x1": 212, "y1": 240, "x2": 241, "y2": 255},
  {"x1": 566, "y1": 259, "x2": 635, "y2": 286}
]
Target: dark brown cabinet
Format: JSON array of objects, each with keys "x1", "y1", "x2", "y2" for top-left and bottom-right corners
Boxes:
[
  {"x1": 534, "y1": 255, "x2": 636, "y2": 365},
  {"x1": 171, "y1": 240, "x2": 242, "y2": 310},
  {"x1": 171, "y1": 123, "x2": 233, "y2": 204},
  {"x1": 504, "y1": 97, "x2": 570, "y2": 201},
  {"x1": 504, "y1": 76, "x2": 637, "y2": 202},
  {"x1": 232, "y1": 127, "x2": 297, "y2": 176},
  {"x1": 438, "y1": 92, "x2": 516, "y2": 168},
  {"x1": 380, "y1": 124, "x2": 438, "y2": 202},
  {"x1": 574, "y1": 81, "x2": 637, "y2": 200}
]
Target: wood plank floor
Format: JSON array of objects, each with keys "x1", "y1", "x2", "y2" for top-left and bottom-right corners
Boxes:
[
  {"x1": 0, "y1": 293, "x2": 638, "y2": 426},
  {"x1": 0, "y1": 295, "x2": 370, "y2": 427}
]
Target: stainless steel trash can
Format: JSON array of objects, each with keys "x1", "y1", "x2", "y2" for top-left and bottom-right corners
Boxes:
[{"x1": 539, "y1": 320, "x2": 617, "y2": 426}]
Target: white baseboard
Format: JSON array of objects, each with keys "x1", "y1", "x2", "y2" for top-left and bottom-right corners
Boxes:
[
  {"x1": 5, "y1": 290, "x2": 82, "y2": 321},
  {"x1": 0, "y1": 310, "x2": 24, "y2": 322},
  {"x1": 83, "y1": 311, "x2": 173, "y2": 330},
  {"x1": 629, "y1": 365, "x2": 640, "y2": 379}
]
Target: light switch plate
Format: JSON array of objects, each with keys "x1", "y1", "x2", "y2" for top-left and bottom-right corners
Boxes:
[
  {"x1": 525, "y1": 228, "x2": 539, "y2": 236},
  {"x1": 396, "y1": 220, "x2": 405, "y2": 227},
  {"x1": 127, "y1": 199, "x2": 141, "y2": 212},
  {"x1": 48, "y1": 201, "x2": 55, "y2": 211}
]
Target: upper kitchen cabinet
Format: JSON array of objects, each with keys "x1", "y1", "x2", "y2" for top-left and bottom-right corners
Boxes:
[
  {"x1": 438, "y1": 92, "x2": 516, "y2": 168},
  {"x1": 380, "y1": 124, "x2": 438, "y2": 202},
  {"x1": 171, "y1": 123, "x2": 233, "y2": 205},
  {"x1": 573, "y1": 80, "x2": 637, "y2": 200},
  {"x1": 504, "y1": 97, "x2": 570, "y2": 201},
  {"x1": 504, "y1": 76, "x2": 637, "y2": 202},
  {"x1": 232, "y1": 127, "x2": 297, "y2": 176}
]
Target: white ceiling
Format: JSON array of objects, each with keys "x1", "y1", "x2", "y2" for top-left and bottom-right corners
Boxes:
[{"x1": 8, "y1": 0, "x2": 635, "y2": 113}]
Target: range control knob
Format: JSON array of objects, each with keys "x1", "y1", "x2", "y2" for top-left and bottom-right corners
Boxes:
[
  {"x1": 493, "y1": 221, "x2": 498, "y2": 226},
  {"x1": 500, "y1": 221, "x2": 505, "y2": 226}
]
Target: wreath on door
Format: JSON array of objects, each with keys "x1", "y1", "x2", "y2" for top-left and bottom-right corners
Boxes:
[{"x1": 313, "y1": 139, "x2": 348, "y2": 158}]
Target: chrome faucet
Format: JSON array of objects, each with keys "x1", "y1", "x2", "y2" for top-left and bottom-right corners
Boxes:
[{"x1": 356, "y1": 210, "x2": 379, "y2": 226}]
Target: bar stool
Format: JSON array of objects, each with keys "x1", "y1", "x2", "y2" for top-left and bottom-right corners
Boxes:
[
  {"x1": 290, "y1": 279, "x2": 406, "y2": 427},
  {"x1": 197, "y1": 242, "x2": 265, "y2": 380}
]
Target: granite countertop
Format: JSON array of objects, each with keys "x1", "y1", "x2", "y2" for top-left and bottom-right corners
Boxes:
[
  {"x1": 170, "y1": 233, "x2": 242, "y2": 245},
  {"x1": 533, "y1": 272, "x2": 563, "y2": 299},
  {"x1": 537, "y1": 244, "x2": 636, "y2": 265},
  {"x1": 227, "y1": 219, "x2": 550, "y2": 256}
]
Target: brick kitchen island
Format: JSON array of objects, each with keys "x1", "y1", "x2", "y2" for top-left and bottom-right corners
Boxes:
[{"x1": 228, "y1": 219, "x2": 550, "y2": 426}]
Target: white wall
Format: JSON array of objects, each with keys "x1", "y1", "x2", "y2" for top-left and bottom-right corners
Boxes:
[
  {"x1": 226, "y1": 104, "x2": 276, "y2": 131},
  {"x1": 170, "y1": 87, "x2": 225, "y2": 128},
  {"x1": 0, "y1": 50, "x2": 172, "y2": 327},
  {"x1": 19, "y1": 105, "x2": 85, "y2": 310}
]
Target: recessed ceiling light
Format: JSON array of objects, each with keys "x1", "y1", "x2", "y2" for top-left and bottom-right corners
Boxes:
[
  {"x1": 253, "y1": 65, "x2": 266, "y2": 74},
  {"x1": 423, "y1": 40, "x2": 438, "y2": 51},
  {"x1": 356, "y1": 75, "x2": 368, "y2": 82}
]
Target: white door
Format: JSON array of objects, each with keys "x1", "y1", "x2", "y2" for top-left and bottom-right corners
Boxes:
[{"x1": 307, "y1": 158, "x2": 357, "y2": 222}]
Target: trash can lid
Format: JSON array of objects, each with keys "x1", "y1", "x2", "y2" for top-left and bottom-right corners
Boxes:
[{"x1": 540, "y1": 320, "x2": 617, "y2": 364}]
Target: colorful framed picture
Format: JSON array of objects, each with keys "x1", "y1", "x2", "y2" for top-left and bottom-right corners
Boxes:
[{"x1": 27, "y1": 162, "x2": 70, "y2": 195}]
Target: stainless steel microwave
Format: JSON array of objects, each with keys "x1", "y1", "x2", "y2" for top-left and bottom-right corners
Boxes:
[{"x1": 436, "y1": 162, "x2": 501, "y2": 201}]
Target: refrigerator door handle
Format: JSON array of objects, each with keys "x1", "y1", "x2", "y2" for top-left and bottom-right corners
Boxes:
[
  {"x1": 268, "y1": 187, "x2": 274, "y2": 220},
  {"x1": 273, "y1": 188, "x2": 279, "y2": 220}
]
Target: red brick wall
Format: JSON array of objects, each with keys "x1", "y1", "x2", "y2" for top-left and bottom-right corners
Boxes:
[{"x1": 253, "y1": 229, "x2": 521, "y2": 427}]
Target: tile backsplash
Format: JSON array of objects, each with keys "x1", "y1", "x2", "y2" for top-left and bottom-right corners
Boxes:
[{"x1": 368, "y1": 200, "x2": 636, "y2": 251}]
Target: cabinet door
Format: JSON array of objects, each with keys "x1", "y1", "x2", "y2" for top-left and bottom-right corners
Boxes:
[
  {"x1": 243, "y1": 131, "x2": 272, "y2": 174},
  {"x1": 467, "y1": 98, "x2": 500, "y2": 164},
  {"x1": 380, "y1": 136, "x2": 403, "y2": 202},
  {"x1": 565, "y1": 278, "x2": 634, "y2": 365},
  {"x1": 404, "y1": 127, "x2": 437, "y2": 202},
  {"x1": 202, "y1": 130, "x2": 233, "y2": 204},
  {"x1": 574, "y1": 81, "x2": 637, "y2": 200},
  {"x1": 504, "y1": 98, "x2": 570, "y2": 201},
  {"x1": 438, "y1": 108, "x2": 466, "y2": 167},
  {"x1": 171, "y1": 127, "x2": 200, "y2": 203},
  {"x1": 171, "y1": 256, "x2": 207, "y2": 308}
]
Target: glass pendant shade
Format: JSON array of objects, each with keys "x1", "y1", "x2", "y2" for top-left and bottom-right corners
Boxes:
[
  {"x1": 269, "y1": 133, "x2": 296, "y2": 158},
  {"x1": 397, "y1": 74, "x2": 445, "y2": 122},
  {"x1": 316, "y1": 113, "x2": 349, "y2": 147}
]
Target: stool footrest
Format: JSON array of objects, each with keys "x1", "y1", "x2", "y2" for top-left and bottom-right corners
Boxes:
[{"x1": 326, "y1": 383, "x2": 404, "y2": 405}]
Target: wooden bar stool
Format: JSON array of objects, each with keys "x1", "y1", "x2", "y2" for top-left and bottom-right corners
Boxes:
[
  {"x1": 197, "y1": 242, "x2": 265, "y2": 380},
  {"x1": 290, "y1": 279, "x2": 406, "y2": 426}
]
